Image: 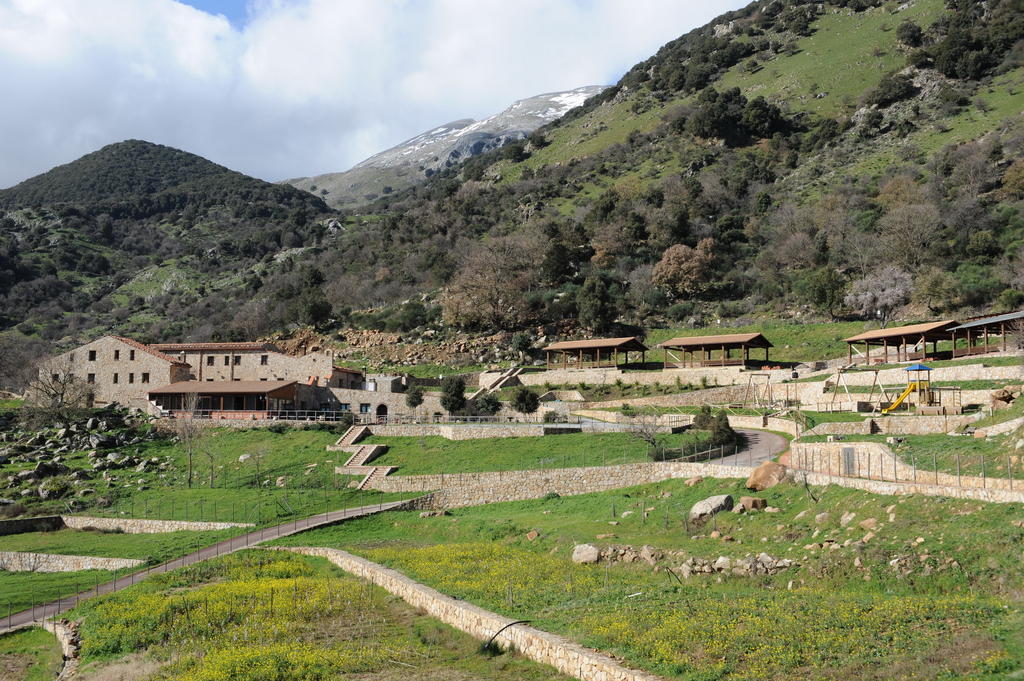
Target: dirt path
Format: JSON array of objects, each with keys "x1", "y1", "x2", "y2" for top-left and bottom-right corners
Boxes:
[
  {"x1": 716, "y1": 429, "x2": 789, "y2": 468},
  {"x1": 0, "y1": 499, "x2": 410, "y2": 634}
]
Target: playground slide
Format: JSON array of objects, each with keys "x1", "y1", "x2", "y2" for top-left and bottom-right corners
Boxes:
[{"x1": 882, "y1": 382, "x2": 918, "y2": 414}]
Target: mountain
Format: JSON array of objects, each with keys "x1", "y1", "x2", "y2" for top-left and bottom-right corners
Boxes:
[
  {"x1": 287, "y1": 86, "x2": 606, "y2": 209},
  {"x1": 0, "y1": 140, "x2": 331, "y2": 342}
]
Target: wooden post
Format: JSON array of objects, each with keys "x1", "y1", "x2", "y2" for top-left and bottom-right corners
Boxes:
[
  {"x1": 865, "y1": 342, "x2": 870, "y2": 366},
  {"x1": 848, "y1": 343, "x2": 852, "y2": 365},
  {"x1": 984, "y1": 326, "x2": 989, "y2": 354},
  {"x1": 596, "y1": 348, "x2": 601, "y2": 368},
  {"x1": 1001, "y1": 322, "x2": 1007, "y2": 352},
  {"x1": 883, "y1": 339, "x2": 888, "y2": 364},
  {"x1": 721, "y1": 344, "x2": 727, "y2": 367}
]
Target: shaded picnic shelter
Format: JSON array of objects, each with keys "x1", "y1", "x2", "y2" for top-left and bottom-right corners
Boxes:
[
  {"x1": 949, "y1": 310, "x2": 1024, "y2": 357},
  {"x1": 844, "y1": 321, "x2": 957, "y2": 365},
  {"x1": 659, "y1": 333, "x2": 773, "y2": 368},
  {"x1": 543, "y1": 337, "x2": 649, "y2": 370},
  {"x1": 148, "y1": 380, "x2": 297, "y2": 416}
]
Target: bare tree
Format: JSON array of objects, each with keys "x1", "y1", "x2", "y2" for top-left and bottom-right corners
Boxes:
[
  {"x1": 0, "y1": 333, "x2": 51, "y2": 395},
  {"x1": 878, "y1": 204, "x2": 940, "y2": 271},
  {"x1": 844, "y1": 265, "x2": 913, "y2": 327},
  {"x1": 440, "y1": 235, "x2": 538, "y2": 330},
  {"x1": 173, "y1": 393, "x2": 204, "y2": 489},
  {"x1": 23, "y1": 357, "x2": 93, "y2": 427}
]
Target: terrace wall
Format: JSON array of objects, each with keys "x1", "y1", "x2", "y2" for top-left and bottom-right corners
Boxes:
[
  {"x1": 0, "y1": 551, "x2": 143, "y2": 572},
  {"x1": 284, "y1": 546, "x2": 663, "y2": 681}
]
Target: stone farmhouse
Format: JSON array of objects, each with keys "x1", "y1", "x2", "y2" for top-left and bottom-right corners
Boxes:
[{"x1": 42, "y1": 336, "x2": 440, "y2": 420}]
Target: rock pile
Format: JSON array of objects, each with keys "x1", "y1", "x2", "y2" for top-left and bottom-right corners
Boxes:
[
  {"x1": 990, "y1": 385, "x2": 1022, "y2": 410},
  {"x1": 571, "y1": 541, "x2": 795, "y2": 578},
  {"x1": 0, "y1": 408, "x2": 169, "y2": 503}
]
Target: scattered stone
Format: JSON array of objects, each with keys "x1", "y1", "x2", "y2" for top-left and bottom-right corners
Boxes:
[
  {"x1": 859, "y1": 517, "x2": 880, "y2": 531},
  {"x1": 862, "y1": 532, "x2": 875, "y2": 543},
  {"x1": 596, "y1": 533, "x2": 616, "y2": 539},
  {"x1": 840, "y1": 511, "x2": 856, "y2": 527},
  {"x1": 794, "y1": 510, "x2": 808, "y2": 520},
  {"x1": 815, "y1": 512, "x2": 830, "y2": 524},
  {"x1": 526, "y1": 530, "x2": 539, "y2": 541},
  {"x1": 710, "y1": 530, "x2": 721, "y2": 539},
  {"x1": 745, "y1": 461, "x2": 790, "y2": 491},
  {"x1": 764, "y1": 506, "x2": 781, "y2": 513},
  {"x1": 572, "y1": 544, "x2": 600, "y2": 564},
  {"x1": 739, "y1": 496, "x2": 766, "y2": 512},
  {"x1": 684, "y1": 476, "x2": 703, "y2": 487},
  {"x1": 689, "y1": 494, "x2": 734, "y2": 521}
]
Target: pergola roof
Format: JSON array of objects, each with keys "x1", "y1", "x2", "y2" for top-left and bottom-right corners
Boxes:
[
  {"x1": 949, "y1": 310, "x2": 1024, "y2": 332},
  {"x1": 148, "y1": 380, "x2": 296, "y2": 396},
  {"x1": 844, "y1": 320, "x2": 957, "y2": 344},
  {"x1": 544, "y1": 337, "x2": 648, "y2": 353},
  {"x1": 660, "y1": 333, "x2": 773, "y2": 349}
]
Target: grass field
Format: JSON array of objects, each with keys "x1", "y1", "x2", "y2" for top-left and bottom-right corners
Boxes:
[
  {"x1": 0, "y1": 399, "x2": 22, "y2": 410},
  {"x1": 0, "y1": 627, "x2": 63, "y2": 681},
  {"x1": 0, "y1": 569, "x2": 114, "y2": 615},
  {"x1": 365, "y1": 431, "x2": 710, "y2": 475},
  {"x1": 645, "y1": 321, "x2": 873, "y2": 363},
  {"x1": 0, "y1": 527, "x2": 236, "y2": 561},
  {"x1": 67, "y1": 551, "x2": 568, "y2": 681},
  {"x1": 273, "y1": 475, "x2": 1024, "y2": 680}
]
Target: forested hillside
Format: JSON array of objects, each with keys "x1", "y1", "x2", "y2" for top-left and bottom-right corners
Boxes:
[{"x1": 1, "y1": 0, "x2": 1023, "y2": 360}]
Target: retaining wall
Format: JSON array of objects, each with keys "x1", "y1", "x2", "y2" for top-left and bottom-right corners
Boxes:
[
  {"x1": 61, "y1": 516, "x2": 252, "y2": 534},
  {"x1": 0, "y1": 551, "x2": 143, "y2": 572},
  {"x1": 790, "y1": 441, "x2": 1024, "y2": 500},
  {"x1": 367, "y1": 461, "x2": 748, "y2": 508},
  {"x1": 519, "y1": 366, "x2": 796, "y2": 388},
  {"x1": 804, "y1": 413, "x2": 982, "y2": 436},
  {"x1": 284, "y1": 546, "x2": 662, "y2": 681},
  {"x1": 368, "y1": 424, "x2": 581, "y2": 440},
  {"x1": 0, "y1": 516, "x2": 64, "y2": 537}
]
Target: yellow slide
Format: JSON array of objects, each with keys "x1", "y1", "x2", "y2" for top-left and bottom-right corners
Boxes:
[{"x1": 882, "y1": 382, "x2": 918, "y2": 414}]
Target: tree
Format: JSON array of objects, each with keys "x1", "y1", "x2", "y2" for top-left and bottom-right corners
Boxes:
[
  {"x1": 511, "y1": 387, "x2": 540, "y2": 415},
  {"x1": 405, "y1": 385, "x2": 424, "y2": 411},
  {"x1": 440, "y1": 235, "x2": 538, "y2": 330},
  {"x1": 173, "y1": 393, "x2": 205, "y2": 489},
  {"x1": 651, "y1": 238, "x2": 717, "y2": 299},
  {"x1": 439, "y1": 376, "x2": 466, "y2": 414},
  {"x1": 878, "y1": 203, "x2": 940, "y2": 271},
  {"x1": 896, "y1": 20, "x2": 924, "y2": 47},
  {"x1": 0, "y1": 332, "x2": 49, "y2": 394},
  {"x1": 795, "y1": 267, "x2": 847, "y2": 320},
  {"x1": 844, "y1": 265, "x2": 913, "y2": 327},
  {"x1": 865, "y1": 73, "x2": 918, "y2": 108},
  {"x1": 473, "y1": 393, "x2": 502, "y2": 416},
  {"x1": 912, "y1": 268, "x2": 959, "y2": 314},
  {"x1": 577, "y1": 272, "x2": 618, "y2": 332},
  {"x1": 23, "y1": 357, "x2": 93, "y2": 427}
]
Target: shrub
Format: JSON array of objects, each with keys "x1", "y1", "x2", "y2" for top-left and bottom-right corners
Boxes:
[
  {"x1": 473, "y1": 393, "x2": 501, "y2": 416},
  {"x1": 865, "y1": 73, "x2": 917, "y2": 108},
  {"x1": 439, "y1": 376, "x2": 466, "y2": 414},
  {"x1": 511, "y1": 387, "x2": 540, "y2": 415}
]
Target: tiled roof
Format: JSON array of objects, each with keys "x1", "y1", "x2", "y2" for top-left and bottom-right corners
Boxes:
[
  {"x1": 659, "y1": 333, "x2": 773, "y2": 348},
  {"x1": 544, "y1": 337, "x2": 649, "y2": 352},
  {"x1": 150, "y1": 342, "x2": 280, "y2": 352},
  {"x1": 111, "y1": 336, "x2": 189, "y2": 366},
  {"x1": 844, "y1": 320, "x2": 957, "y2": 343},
  {"x1": 148, "y1": 380, "x2": 297, "y2": 395}
]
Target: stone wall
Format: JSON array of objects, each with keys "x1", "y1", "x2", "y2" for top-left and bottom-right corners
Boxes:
[
  {"x1": 580, "y1": 384, "x2": 752, "y2": 410},
  {"x1": 0, "y1": 551, "x2": 143, "y2": 572},
  {"x1": 0, "y1": 516, "x2": 64, "y2": 537},
  {"x1": 284, "y1": 546, "x2": 662, "y2": 681},
  {"x1": 368, "y1": 461, "x2": 748, "y2": 508},
  {"x1": 977, "y1": 415, "x2": 1024, "y2": 437},
  {"x1": 368, "y1": 423, "x2": 582, "y2": 440},
  {"x1": 61, "y1": 516, "x2": 252, "y2": 534},
  {"x1": 518, "y1": 366, "x2": 796, "y2": 388},
  {"x1": 790, "y1": 441, "x2": 1024, "y2": 499},
  {"x1": 804, "y1": 413, "x2": 982, "y2": 436}
]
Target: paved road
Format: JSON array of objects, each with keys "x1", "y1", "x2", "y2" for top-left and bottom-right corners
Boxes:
[
  {"x1": 0, "y1": 499, "x2": 410, "y2": 634},
  {"x1": 719, "y1": 429, "x2": 789, "y2": 467}
]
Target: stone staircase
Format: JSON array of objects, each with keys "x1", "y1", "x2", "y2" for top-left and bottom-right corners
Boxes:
[
  {"x1": 357, "y1": 466, "x2": 396, "y2": 490},
  {"x1": 343, "y1": 444, "x2": 388, "y2": 467},
  {"x1": 469, "y1": 366, "x2": 524, "y2": 400}
]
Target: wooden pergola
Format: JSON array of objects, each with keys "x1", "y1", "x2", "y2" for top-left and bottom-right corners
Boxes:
[
  {"x1": 543, "y1": 337, "x2": 648, "y2": 370},
  {"x1": 659, "y1": 333, "x2": 773, "y2": 368},
  {"x1": 949, "y1": 310, "x2": 1024, "y2": 357},
  {"x1": 844, "y1": 321, "x2": 957, "y2": 365},
  {"x1": 149, "y1": 380, "x2": 297, "y2": 413}
]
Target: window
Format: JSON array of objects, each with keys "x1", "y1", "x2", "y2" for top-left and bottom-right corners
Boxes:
[
  {"x1": 223, "y1": 356, "x2": 230, "y2": 366},
  {"x1": 259, "y1": 378, "x2": 267, "y2": 381},
  {"x1": 260, "y1": 355, "x2": 268, "y2": 365},
  {"x1": 206, "y1": 356, "x2": 214, "y2": 366},
  {"x1": 141, "y1": 373, "x2": 150, "y2": 384},
  {"x1": 128, "y1": 373, "x2": 134, "y2": 384},
  {"x1": 233, "y1": 356, "x2": 241, "y2": 366},
  {"x1": 232, "y1": 378, "x2": 240, "y2": 381},
  {"x1": 339, "y1": 403, "x2": 351, "y2": 412},
  {"x1": 359, "y1": 403, "x2": 371, "y2": 414},
  {"x1": 87, "y1": 374, "x2": 95, "y2": 384},
  {"x1": 129, "y1": 350, "x2": 135, "y2": 361},
  {"x1": 88, "y1": 350, "x2": 96, "y2": 361},
  {"x1": 112, "y1": 373, "x2": 119, "y2": 384},
  {"x1": 114, "y1": 349, "x2": 120, "y2": 360},
  {"x1": 206, "y1": 378, "x2": 214, "y2": 382}
]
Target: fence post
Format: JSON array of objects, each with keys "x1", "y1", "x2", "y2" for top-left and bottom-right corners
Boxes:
[
  {"x1": 911, "y1": 453, "x2": 916, "y2": 483},
  {"x1": 982, "y1": 455, "x2": 986, "y2": 489},
  {"x1": 956, "y1": 452, "x2": 961, "y2": 487},
  {"x1": 1009, "y1": 455, "x2": 1014, "y2": 491}
]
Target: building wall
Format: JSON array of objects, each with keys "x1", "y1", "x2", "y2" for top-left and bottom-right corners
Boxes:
[
  {"x1": 165, "y1": 348, "x2": 360, "y2": 388},
  {"x1": 43, "y1": 336, "x2": 188, "y2": 409}
]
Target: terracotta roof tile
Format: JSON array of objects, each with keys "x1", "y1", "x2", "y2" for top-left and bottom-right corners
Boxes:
[{"x1": 111, "y1": 336, "x2": 189, "y2": 366}]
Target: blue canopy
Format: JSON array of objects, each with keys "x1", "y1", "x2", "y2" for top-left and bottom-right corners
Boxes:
[{"x1": 906, "y1": 363, "x2": 932, "y2": 371}]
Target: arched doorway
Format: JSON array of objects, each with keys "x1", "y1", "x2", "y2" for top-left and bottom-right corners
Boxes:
[{"x1": 375, "y1": 404, "x2": 388, "y2": 422}]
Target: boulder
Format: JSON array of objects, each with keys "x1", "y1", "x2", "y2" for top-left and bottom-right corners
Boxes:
[
  {"x1": 526, "y1": 530, "x2": 539, "y2": 541},
  {"x1": 745, "y1": 461, "x2": 789, "y2": 491},
  {"x1": 814, "y1": 512, "x2": 830, "y2": 524},
  {"x1": 739, "y1": 496, "x2": 767, "y2": 511},
  {"x1": 689, "y1": 494, "x2": 734, "y2": 521},
  {"x1": 684, "y1": 476, "x2": 704, "y2": 487},
  {"x1": 572, "y1": 544, "x2": 600, "y2": 564},
  {"x1": 840, "y1": 511, "x2": 857, "y2": 527}
]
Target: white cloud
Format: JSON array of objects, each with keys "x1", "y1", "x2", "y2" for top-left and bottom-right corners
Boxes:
[{"x1": 0, "y1": 0, "x2": 746, "y2": 187}]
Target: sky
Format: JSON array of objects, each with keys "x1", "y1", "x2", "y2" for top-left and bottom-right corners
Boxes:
[{"x1": 0, "y1": 0, "x2": 747, "y2": 188}]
